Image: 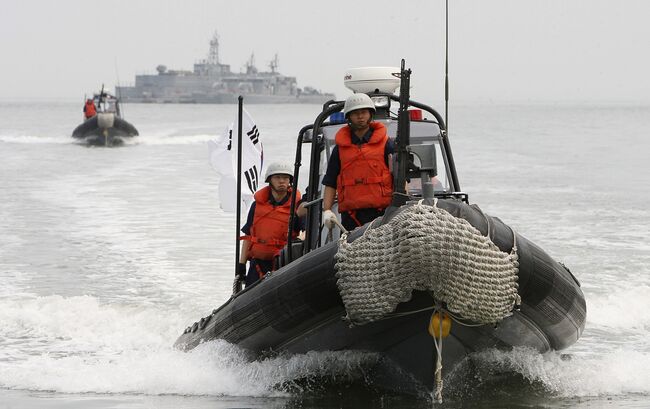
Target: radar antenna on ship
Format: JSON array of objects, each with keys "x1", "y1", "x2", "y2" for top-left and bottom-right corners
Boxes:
[
  {"x1": 269, "y1": 54, "x2": 279, "y2": 73},
  {"x1": 245, "y1": 53, "x2": 258, "y2": 74},
  {"x1": 207, "y1": 31, "x2": 220, "y2": 65}
]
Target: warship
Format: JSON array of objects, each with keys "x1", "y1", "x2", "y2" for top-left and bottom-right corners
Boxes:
[{"x1": 116, "y1": 33, "x2": 335, "y2": 104}]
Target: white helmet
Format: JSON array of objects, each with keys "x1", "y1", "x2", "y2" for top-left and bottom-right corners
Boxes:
[
  {"x1": 264, "y1": 162, "x2": 294, "y2": 183},
  {"x1": 343, "y1": 93, "x2": 376, "y2": 117}
]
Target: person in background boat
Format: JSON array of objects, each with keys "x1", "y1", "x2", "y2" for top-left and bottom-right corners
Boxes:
[
  {"x1": 83, "y1": 98, "x2": 96, "y2": 119},
  {"x1": 321, "y1": 93, "x2": 394, "y2": 232},
  {"x1": 238, "y1": 162, "x2": 303, "y2": 287}
]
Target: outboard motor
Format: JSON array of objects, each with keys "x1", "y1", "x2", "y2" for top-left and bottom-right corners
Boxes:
[{"x1": 97, "y1": 112, "x2": 115, "y2": 130}]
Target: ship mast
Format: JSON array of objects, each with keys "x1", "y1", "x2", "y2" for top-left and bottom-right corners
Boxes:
[
  {"x1": 208, "y1": 31, "x2": 220, "y2": 65},
  {"x1": 245, "y1": 53, "x2": 257, "y2": 74},
  {"x1": 269, "y1": 54, "x2": 279, "y2": 73}
]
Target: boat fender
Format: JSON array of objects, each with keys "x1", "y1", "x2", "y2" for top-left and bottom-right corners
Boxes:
[
  {"x1": 184, "y1": 326, "x2": 191, "y2": 334},
  {"x1": 199, "y1": 316, "x2": 211, "y2": 329},
  {"x1": 428, "y1": 311, "x2": 451, "y2": 339},
  {"x1": 560, "y1": 261, "x2": 581, "y2": 287},
  {"x1": 191, "y1": 322, "x2": 199, "y2": 333}
]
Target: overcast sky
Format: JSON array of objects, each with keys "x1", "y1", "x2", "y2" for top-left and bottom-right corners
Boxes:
[{"x1": 2, "y1": 0, "x2": 650, "y2": 104}]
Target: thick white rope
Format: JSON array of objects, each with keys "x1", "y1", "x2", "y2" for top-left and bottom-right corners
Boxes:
[
  {"x1": 432, "y1": 304, "x2": 445, "y2": 404},
  {"x1": 335, "y1": 203, "x2": 520, "y2": 326}
]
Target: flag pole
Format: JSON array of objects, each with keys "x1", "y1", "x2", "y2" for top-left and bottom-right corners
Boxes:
[{"x1": 233, "y1": 96, "x2": 244, "y2": 295}]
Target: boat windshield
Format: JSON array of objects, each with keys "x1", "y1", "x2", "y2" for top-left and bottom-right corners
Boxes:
[
  {"x1": 94, "y1": 95, "x2": 119, "y2": 114},
  {"x1": 320, "y1": 119, "x2": 451, "y2": 196}
]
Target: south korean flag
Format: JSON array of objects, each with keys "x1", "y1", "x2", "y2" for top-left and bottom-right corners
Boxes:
[{"x1": 208, "y1": 108, "x2": 264, "y2": 216}]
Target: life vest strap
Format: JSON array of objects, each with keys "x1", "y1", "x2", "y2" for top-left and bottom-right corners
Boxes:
[
  {"x1": 243, "y1": 235, "x2": 286, "y2": 249},
  {"x1": 245, "y1": 236, "x2": 285, "y2": 246},
  {"x1": 344, "y1": 208, "x2": 386, "y2": 228},
  {"x1": 254, "y1": 263, "x2": 266, "y2": 279},
  {"x1": 340, "y1": 175, "x2": 385, "y2": 186},
  {"x1": 347, "y1": 210, "x2": 363, "y2": 227}
]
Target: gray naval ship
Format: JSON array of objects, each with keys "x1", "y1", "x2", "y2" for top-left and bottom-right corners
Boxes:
[{"x1": 116, "y1": 33, "x2": 335, "y2": 104}]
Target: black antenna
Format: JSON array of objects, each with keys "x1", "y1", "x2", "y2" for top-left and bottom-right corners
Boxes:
[
  {"x1": 393, "y1": 60, "x2": 412, "y2": 203},
  {"x1": 444, "y1": 0, "x2": 449, "y2": 134},
  {"x1": 115, "y1": 57, "x2": 124, "y2": 118},
  {"x1": 99, "y1": 83, "x2": 105, "y2": 111}
]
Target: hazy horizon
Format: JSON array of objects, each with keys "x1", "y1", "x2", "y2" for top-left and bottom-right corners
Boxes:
[{"x1": 3, "y1": 0, "x2": 650, "y2": 105}]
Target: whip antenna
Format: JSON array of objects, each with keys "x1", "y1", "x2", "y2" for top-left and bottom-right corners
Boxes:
[{"x1": 444, "y1": 0, "x2": 449, "y2": 134}]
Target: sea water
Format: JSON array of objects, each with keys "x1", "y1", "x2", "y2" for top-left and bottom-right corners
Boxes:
[{"x1": 1, "y1": 101, "x2": 649, "y2": 408}]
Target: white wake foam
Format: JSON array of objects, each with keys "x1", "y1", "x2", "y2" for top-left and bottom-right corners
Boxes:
[
  {"x1": 473, "y1": 347, "x2": 650, "y2": 397},
  {"x1": 0, "y1": 294, "x2": 376, "y2": 396}
]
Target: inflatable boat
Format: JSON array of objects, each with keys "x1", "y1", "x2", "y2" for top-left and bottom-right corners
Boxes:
[
  {"x1": 72, "y1": 90, "x2": 138, "y2": 146},
  {"x1": 175, "y1": 65, "x2": 586, "y2": 398}
]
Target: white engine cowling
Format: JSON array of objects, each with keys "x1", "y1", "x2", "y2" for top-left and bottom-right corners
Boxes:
[{"x1": 97, "y1": 112, "x2": 115, "y2": 129}]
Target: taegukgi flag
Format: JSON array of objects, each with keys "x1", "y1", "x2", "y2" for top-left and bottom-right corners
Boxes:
[{"x1": 208, "y1": 108, "x2": 264, "y2": 215}]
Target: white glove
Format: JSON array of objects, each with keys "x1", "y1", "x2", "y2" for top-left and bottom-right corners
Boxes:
[{"x1": 322, "y1": 209, "x2": 337, "y2": 229}]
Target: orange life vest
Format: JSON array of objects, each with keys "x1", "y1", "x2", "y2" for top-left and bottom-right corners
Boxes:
[
  {"x1": 244, "y1": 186, "x2": 302, "y2": 260},
  {"x1": 84, "y1": 101, "x2": 96, "y2": 118},
  {"x1": 335, "y1": 122, "x2": 393, "y2": 212}
]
